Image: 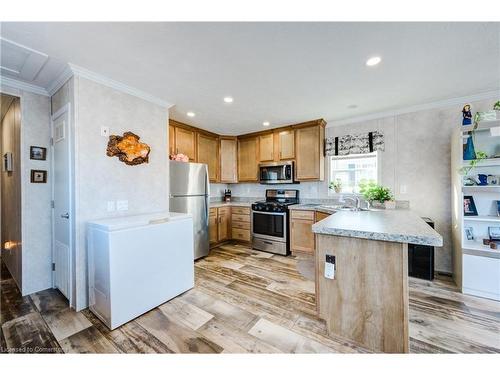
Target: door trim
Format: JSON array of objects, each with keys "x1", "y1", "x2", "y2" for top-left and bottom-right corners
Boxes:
[{"x1": 50, "y1": 103, "x2": 74, "y2": 308}]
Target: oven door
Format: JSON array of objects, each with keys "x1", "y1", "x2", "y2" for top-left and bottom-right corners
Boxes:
[
  {"x1": 252, "y1": 211, "x2": 286, "y2": 242},
  {"x1": 259, "y1": 163, "x2": 293, "y2": 184}
]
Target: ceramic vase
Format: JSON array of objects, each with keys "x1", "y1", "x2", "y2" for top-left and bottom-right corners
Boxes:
[{"x1": 463, "y1": 135, "x2": 476, "y2": 161}]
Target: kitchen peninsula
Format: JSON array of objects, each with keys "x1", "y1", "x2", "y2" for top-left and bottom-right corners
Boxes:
[{"x1": 312, "y1": 209, "x2": 443, "y2": 353}]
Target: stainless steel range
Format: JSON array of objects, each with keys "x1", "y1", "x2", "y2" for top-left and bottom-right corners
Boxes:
[{"x1": 251, "y1": 189, "x2": 299, "y2": 256}]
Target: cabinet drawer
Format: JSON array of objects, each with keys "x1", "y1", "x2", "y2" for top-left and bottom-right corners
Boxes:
[
  {"x1": 232, "y1": 221, "x2": 250, "y2": 230},
  {"x1": 218, "y1": 206, "x2": 231, "y2": 215},
  {"x1": 232, "y1": 214, "x2": 250, "y2": 223},
  {"x1": 290, "y1": 210, "x2": 315, "y2": 220},
  {"x1": 209, "y1": 208, "x2": 217, "y2": 216},
  {"x1": 232, "y1": 206, "x2": 250, "y2": 215},
  {"x1": 232, "y1": 228, "x2": 251, "y2": 242}
]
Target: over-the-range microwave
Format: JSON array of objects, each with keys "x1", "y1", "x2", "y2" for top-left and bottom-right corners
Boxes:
[{"x1": 259, "y1": 161, "x2": 296, "y2": 184}]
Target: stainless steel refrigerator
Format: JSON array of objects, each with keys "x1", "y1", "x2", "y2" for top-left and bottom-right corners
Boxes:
[{"x1": 169, "y1": 161, "x2": 209, "y2": 259}]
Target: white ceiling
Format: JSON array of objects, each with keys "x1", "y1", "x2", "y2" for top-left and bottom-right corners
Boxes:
[{"x1": 1, "y1": 22, "x2": 499, "y2": 134}]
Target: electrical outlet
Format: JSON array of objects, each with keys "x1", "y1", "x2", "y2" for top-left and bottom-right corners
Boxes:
[
  {"x1": 100, "y1": 126, "x2": 110, "y2": 137},
  {"x1": 116, "y1": 200, "x2": 128, "y2": 211},
  {"x1": 324, "y1": 254, "x2": 336, "y2": 280},
  {"x1": 107, "y1": 201, "x2": 116, "y2": 212},
  {"x1": 400, "y1": 184, "x2": 407, "y2": 194}
]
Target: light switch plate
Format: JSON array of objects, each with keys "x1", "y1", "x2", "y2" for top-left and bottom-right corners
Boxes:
[
  {"x1": 100, "y1": 126, "x2": 110, "y2": 137},
  {"x1": 400, "y1": 184, "x2": 407, "y2": 194},
  {"x1": 116, "y1": 200, "x2": 128, "y2": 211},
  {"x1": 107, "y1": 201, "x2": 116, "y2": 212}
]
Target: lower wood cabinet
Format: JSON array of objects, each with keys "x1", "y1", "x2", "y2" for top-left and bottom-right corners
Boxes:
[
  {"x1": 290, "y1": 210, "x2": 315, "y2": 254},
  {"x1": 290, "y1": 210, "x2": 332, "y2": 255},
  {"x1": 217, "y1": 207, "x2": 231, "y2": 242},
  {"x1": 231, "y1": 206, "x2": 251, "y2": 242},
  {"x1": 209, "y1": 207, "x2": 231, "y2": 245}
]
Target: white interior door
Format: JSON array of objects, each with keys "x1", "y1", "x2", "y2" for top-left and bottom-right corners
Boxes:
[{"x1": 52, "y1": 106, "x2": 71, "y2": 301}]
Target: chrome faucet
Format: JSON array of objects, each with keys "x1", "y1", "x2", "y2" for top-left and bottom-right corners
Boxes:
[{"x1": 343, "y1": 196, "x2": 367, "y2": 211}]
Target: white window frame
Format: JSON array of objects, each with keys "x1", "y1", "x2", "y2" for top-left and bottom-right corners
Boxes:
[{"x1": 327, "y1": 151, "x2": 381, "y2": 196}]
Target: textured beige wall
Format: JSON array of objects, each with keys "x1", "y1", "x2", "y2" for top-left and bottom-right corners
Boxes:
[
  {"x1": 1, "y1": 97, "x2": 22, "y2": 289},
  {"x1": 21, "y1": 91, "x2": 52, "y2": 295},
  {"x1": 73, "y1": 76, "x2": 169, "y2": 310}
]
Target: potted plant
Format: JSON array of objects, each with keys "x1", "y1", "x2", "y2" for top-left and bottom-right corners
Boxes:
[
  {"x1": 460, "y1": 150, "x2": 488, "y2": 176},
  {"x1": 359, "y1": 180, "x2": 395, "y2": 209},
  {"x1": 474, "y1": 101, "x2": 500, "y2": 123},
  {"x1": 329, "y1": 178, "x2": 343, "y2": 193}
]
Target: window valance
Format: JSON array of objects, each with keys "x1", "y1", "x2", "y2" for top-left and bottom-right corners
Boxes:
[{"x1": 325, "y1": 131, "x2": 385, "y2": 156}]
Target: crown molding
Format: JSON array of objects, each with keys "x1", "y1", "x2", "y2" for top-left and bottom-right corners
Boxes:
[
  {"x1": 0, "y1": 75, "x2": 49, "y2": 96},
  {"x1": 47, "y1": 65, "x2": 74, "y2": 96},
  {"x1": 68, "y1": 63, "x2": 173, "y2": 108},
  {"x1": 326, "y1": 89, "x2": 500, "y2": 127}
]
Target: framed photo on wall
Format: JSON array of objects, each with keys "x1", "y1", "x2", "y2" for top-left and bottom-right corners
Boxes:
[
  {"x1": 30, "y1": 146, "x2": 47, "y2": 160},
  {"x1": 463, "y1": 195, "x2": 478, "y2": 216},
  {"x1": 30, "y1": 170, "x2": 47, "y2": 183}
]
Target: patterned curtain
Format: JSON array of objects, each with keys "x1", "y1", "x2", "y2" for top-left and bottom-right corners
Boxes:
[{"x1": 325, "y1": 131, "x2": 385, "y2": 156}]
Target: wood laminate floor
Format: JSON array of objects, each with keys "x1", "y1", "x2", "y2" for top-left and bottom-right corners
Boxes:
[{"x1": 1, "y1": 244, "x2": 499, "y2": 353}]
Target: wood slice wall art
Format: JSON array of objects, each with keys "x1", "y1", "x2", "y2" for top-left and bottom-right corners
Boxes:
[{"x1": 106, "y1": 131, "x2": 151, "y2": 166}]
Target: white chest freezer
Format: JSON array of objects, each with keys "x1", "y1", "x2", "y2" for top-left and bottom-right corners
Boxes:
[{"x1": 87, "y1": 212, "x2": 194, "y2": 329}]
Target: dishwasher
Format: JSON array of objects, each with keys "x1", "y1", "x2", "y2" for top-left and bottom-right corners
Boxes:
[{"x1": 87, "y1": 212, "x2": 194, "y2": 329}]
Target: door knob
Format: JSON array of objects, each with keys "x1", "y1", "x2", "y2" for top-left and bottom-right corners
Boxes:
[{"x1": 61, "y1": 213, "x2": 70, "y2": 219}]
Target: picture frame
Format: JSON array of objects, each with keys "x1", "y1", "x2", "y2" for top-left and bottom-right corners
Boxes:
[
  {"x1": 30, "y1": 169, "x2": 47, "y2": 183},
  {"x1": 463, "y1": 195, "x2": 478, "y2": 216},
  {"x1": 30, "y1": 146, "x2": 47, "y2": 160},
  {"x1": 489, "y1": 227, "x2": 500, "y2": 241},
  {"x1": 464, "y1": 227, "x2": 474, "y2": 241}
]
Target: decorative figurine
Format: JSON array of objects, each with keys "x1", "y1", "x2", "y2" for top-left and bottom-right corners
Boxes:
[{"x1": 462, "y1": 104, "x2": 472, "y2": 126}]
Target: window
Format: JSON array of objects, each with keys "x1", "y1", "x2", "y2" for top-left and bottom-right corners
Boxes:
[{"x1": 329, "y1": 152, "x2": 378, "y2": 194}]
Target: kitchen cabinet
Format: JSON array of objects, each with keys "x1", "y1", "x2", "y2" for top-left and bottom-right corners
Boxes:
[
  {"x1": 231, "y1": 206, "x2": 251, "y2": 242},
  {"x1": 217, "y1": 207, "x2": 231, "y2": 242},
  {"x1": 209, "y1": 208, "x2": 218, "y2": 245},
  {"x1": 295, "y1": 121, "x2": 325, "y2": 181},
  {"x1": 219, "y1": 137, "x2": 238, "y2": 183},
  {"x1": 168, "y1": 124, "x2": 175, "y2": 156},
  {"x1": 315, "y1": 211, "x2": 331, "y2": 222},
  {"x1": 290, "y1": 210, "x2": 315, "y2": 254},
  {"x1": 175, "y1": 127, "x2": 196, "y2": 161},
  {"x1": 259, "y1": 133, "x2": 274, "y2": 162},
  {"x1": 238, "y1": 136, "x2": 259, "y2": 182},
  {"x1": 209, "y1": 206, "x2": 231, "y2": 246},
  {"x1": 277, "y1": 129, "x2": 295, "y2": 160},
  {"x1": 197, "y1": 132, "x2": 219, "y2": 182}
]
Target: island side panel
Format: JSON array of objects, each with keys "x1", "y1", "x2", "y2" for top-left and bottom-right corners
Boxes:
[{"x1": 316, "y1": 234, "x2": 409, "y2": 353}]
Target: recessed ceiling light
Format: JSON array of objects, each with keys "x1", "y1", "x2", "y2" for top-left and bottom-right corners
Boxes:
[
  {"x1": 223, "y1": 97, "x2": 234, "y2": 103},
  {"x1": 366, "y1": 56, "x2": 382, "y2": 67},
  {"x1": 187, "y1": 111, "x2": 195, "y2": 117},
  {"x1": 262, "y1": 121, "x2": 270, "y2": 127}
]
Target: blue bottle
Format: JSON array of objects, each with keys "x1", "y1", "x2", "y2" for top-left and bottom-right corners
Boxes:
[{"x1": 463, "y1": 134, "x2": 476, "y2": 160}]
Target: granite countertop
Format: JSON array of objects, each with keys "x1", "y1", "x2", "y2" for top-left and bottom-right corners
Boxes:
[
  {"x1": 312, "y1": 209, "x2": 443, "y2": 246},
  {"x1": 210, "y1": 201, "x2": 252, "y2": 208}
]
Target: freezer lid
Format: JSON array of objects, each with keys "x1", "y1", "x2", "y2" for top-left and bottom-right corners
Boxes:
[
  {"x1": 87, "y1": 211, "x2": 192, "y2": 232},
  {"x1": 169, "y1": 161, "x2": 209, "y2": 196}
]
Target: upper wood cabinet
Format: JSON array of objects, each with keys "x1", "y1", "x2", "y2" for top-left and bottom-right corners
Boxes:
[
  {"x1": 175, "y1": 127, "x2": 196, "y2": 161},
  {"x1": 295, "y1": 121, "x2": 325, "y2": 181},
  {"x1": 219, "y1": 137, "x2": 238, "y2": 183},
  {"x1": 197, "y1": 133, "x2": 219, "y2": 182},
  {"x1": 277, "y1": 129, "x2": 295, "y2": 160},
  {"x1": 259, "y1": 133, "x2": 274, "y2": 162},
  {"x1": 168, "y1": 124, "x2": 176, "y2": 156},
  {"x1": 238, "y1": 136, "x2": 259, "y2": 182}
]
